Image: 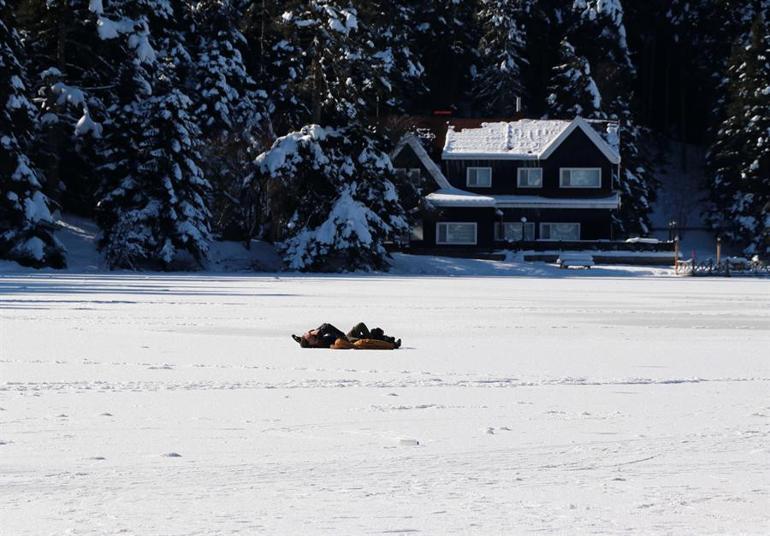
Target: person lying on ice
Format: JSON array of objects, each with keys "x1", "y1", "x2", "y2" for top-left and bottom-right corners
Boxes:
[{"x1": 292, "y1": 322, "x2": 401, "y2": 349}]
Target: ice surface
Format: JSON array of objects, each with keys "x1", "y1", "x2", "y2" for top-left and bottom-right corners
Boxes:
[{"x1": 1, "y1": 271, "x2": 769, "y2": 534}]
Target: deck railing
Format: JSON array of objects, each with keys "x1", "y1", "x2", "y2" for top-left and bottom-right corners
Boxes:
[{"x1": 676, "y1": 258, "x2": 770, "y2": 277}]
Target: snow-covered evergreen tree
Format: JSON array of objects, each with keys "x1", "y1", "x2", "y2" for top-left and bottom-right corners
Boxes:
[
  {"x1": 249, "y1": 125, "x2": 408, "y2": 271},
  {"x1": 706, "y1": 13, "x2": 770, "y2": 255},
  {"x1": 545, "y1": 39, "x2": 602, "y2": 118},
  {"x1": 472, "y1": 0, "x2": 529, "y2": 115},
  {"x1": 189, "y1": 0, "x2": 272, "y2": 239},
  {"x1": 100, "y1": 77, "x2": 212, "y2": 269},
  {"x1": 0, "y1": 0, "x2": 66, "y2": 268},
  {"x1": 96, "y1": 0, "x2": 213, "y2": 269},
  {"x1": 567, "y1": 0, "x2": 656, "y2": 237},
  {"x1": 264, "y1": 0, "x2": 397, "y2": 128},
  {"x1": 356, "y1": 0, "x2": 426, "y2": 113},
  {"x1": 23, "y1": 0, "x2": 112, "y2": 214}
]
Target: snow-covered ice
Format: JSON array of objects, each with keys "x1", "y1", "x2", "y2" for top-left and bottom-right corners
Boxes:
[{"x1": 1, "y1": 272, "x2": 769, "y2": 534}]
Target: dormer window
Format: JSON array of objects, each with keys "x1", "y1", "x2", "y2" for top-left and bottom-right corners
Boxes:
[
  {"x1": 560, "y1": 168, "x2": 601, "y2": 188},
  {"x1": 466, "y1": 167, "x2": 492, "y2": 188},
  {"x1": 517, "y1": 168, "x2": 543, "y2": 188}
]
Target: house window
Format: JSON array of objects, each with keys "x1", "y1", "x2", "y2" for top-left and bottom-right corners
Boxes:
[
  {"x1": 560, "y1": 168, "x2": 601, "y2": 188},
  {"x1": 517, "y1": 168, "x2": 543, "y2": 188},
  {"x1": 540, "y1": 223, "x2": 581, "y2": 241},
  {"x1": 436, "y1": 222, "x2": 477, "y2": 245},
  {"x1": 466, "y1": 167, "x2": 492, "y2": 188},
  {"x1": 494, "y1": 222, "x2": 535, "y2": 242}
]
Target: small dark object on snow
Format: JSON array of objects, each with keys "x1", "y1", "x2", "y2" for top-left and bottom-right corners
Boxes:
[{"x1": 292, "y1": 322, "x2": 401, "y2": 349}]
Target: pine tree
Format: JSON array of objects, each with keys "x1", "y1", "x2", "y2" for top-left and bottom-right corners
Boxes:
[
  {"x1": 412, "y1": 0, "x2": 480, "y2": 109},
  {"x1": 706, "y1": 13, "x2": 770, "y2": 255},
  {"x1": 545, "y1": 39, "x2": 603, "y2": 118},
  {"x1": 100, "y1": 77, "x2": 212, "y2": 269},
  {"x1": 249, "y1": 125, "x2": 408, "y2": 271},
  {"x1": 355, "y1": 0, "x2": 426, "y2": 113},
  {"x1": 472, "y1": 0, "x2": 529, "y2": 115},
  {"x1": 0, "y1": 0, "x2": 66, "y2": 268},
  {"x1": 568, "y1": 0, "x2": 657, "y2": 237},
  {"x1": 97, "y1": 0, "x2": 213, "y2": 269},
  {"x1": 189, "y1": 0, "x2": 272, "y2": 239},
  {"x1": 21, "y1": 0, "x2": 114, "y2": 215},
  {"x1": 262, "y1": 0, "x2": 394, "y2": 128}
]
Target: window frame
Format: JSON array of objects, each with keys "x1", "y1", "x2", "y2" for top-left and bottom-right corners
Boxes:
[
  {"x1": 516, "y1": 167, "x2": 543, "y2": 188},
  {"x1": 559, "y1": 167, "x2": 602, "y2": 189},
  {"x1": 539, "y1": 222, "x2": 581, "y2": 241},
  {"x1": 494, "y1": 222, "x2": 536, "y2": 242},
  {"x1": 436, "y1": 222, "x2": 478, "y2": 245},
  {"x1": 466, "y1": 167, "x2": 493, "y2": 188}
]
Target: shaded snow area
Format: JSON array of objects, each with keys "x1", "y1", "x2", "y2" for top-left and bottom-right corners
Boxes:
[
  {"x1": 2, "y1": 274, "x2": 769, "y2": 534},
  {"x1": 650, "y1": 142, "x2": 722, "y2": 259},
  {"x1": 0, "y1": 214, "x2": 283, "y2": 274}
]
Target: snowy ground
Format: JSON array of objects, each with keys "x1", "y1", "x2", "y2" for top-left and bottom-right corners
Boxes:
[{"x1": 2, "y1": 273, "x2": 770, "y2": 535}]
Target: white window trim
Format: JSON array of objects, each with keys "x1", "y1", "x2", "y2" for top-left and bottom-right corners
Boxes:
[
  {"x1": 559, "y1": 167, "x2": 602, "y2": 188},
  {"x1": 436, "y1": 222, "x2": 477, "y2": 245},
  {"x1": 466, "y1": 167, "x2": 493, "y2": 188},
  {"x1": 539, "y1": 222, "x2": 581, "y2": 241},
  {"x1": 494, "y1": 222, "x2": 535, "y2": 241},
  {"x1": 516, "y1": 167, "x2": 543, "y2": 188}
]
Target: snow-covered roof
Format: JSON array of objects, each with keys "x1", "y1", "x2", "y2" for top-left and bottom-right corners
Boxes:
[
  {"x1": 391, "y1": 134, "x2": 452, "y2": 189},
  {"x1": 426, "y1": 189, "x2": 620, "y2": 210},
  {"x1": 424, "y1": 188, "x2": 496, "y2": 208},
  {"x1": 442, "y1": 117, "x2": 621, "y2": 164}
]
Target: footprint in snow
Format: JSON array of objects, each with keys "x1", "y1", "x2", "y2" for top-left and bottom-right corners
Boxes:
[
  {"x1": 398, "y1": 439, "x2": 420, "y2": 447},
  {"x1": 162, "y1": 452, "x2": 182, "y2": 458},
  {"x1": 486, "y1": 427, "x2": 495, "y2": 435},
  {"x1": 90, "y1": 456, "x2": 106, "y2": 461},
  {"x1": 100, "y1": 412, "x2": 113, "y2": 417}
]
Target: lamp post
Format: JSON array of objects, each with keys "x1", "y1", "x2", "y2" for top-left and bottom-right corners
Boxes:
[
  {"x1": 520, "y1": 216, "x2": 528, "y2": 250},
  {"x1": 495, "y1": 209, "x2": 504, "y2": 245},
  {"x1": 716, "y1": 236, "x2": 722, "y2": 265},
  {"x1": 668, "y1": 219, "x2": 678, "y2": 242}
]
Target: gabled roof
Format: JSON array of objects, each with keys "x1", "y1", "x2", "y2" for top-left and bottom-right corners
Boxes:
[
  {"x1": 390, "y1": 134, "x2": 452, "y2": 189},
  {"x1": 442, "y1": 117, "x2": 621, "y2": 164}
]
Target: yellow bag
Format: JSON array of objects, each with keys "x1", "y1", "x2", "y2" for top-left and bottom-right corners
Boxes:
[
  {"x1": 353, "y1": 338, "x2": 396, "y2": 350},
  {"x1": 331, "y1": 338, "x2": 355, "y2": 350}
]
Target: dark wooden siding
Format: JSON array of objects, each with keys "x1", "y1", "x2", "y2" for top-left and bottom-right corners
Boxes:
[
  {"x1": 421, "y1": 206, "x2": 613, "y2": 246},
  {"x1": 443, "y1": 128, "x2": 616, "y2": 197},
  {"x1": 423, "y1": 208, "x2": 497, "y2": 248}
]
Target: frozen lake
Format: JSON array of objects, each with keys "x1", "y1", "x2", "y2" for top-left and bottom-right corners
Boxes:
[{"x1": 1, "y1": 273, "x2": 769, "y2": 534}]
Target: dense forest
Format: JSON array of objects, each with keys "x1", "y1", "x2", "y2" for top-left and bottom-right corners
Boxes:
[{"x1": 1, "y1": 0, "x2": 768, "y2": 270}]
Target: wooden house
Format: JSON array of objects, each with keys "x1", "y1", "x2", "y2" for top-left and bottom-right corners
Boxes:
[{"x1": 391, "y1": 117, "x2": 622, "y2": 249}]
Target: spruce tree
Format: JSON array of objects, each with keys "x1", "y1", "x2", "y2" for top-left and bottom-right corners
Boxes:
[
  {"x1": 249, "y1": 125, "x2": 408, "y2": 271},
  {"x1": 97, "y1": 0, "x2": 213, "y2": 269},
  {"x1": 0, "y1": 0, "x2": 66, "y2": 267},
  {"x1": 706, "y1": 13, "x2": 770, "y2": 255},
  {"x1": 21, "y1": 0, "x2": 112, "y2": 215},
  {"x1": 545, "y1": 39, "x2": 603, "y2": 118},
  {"x1": 472, "y1": 0, "x2": 529, "y2": 115},
  {"x1": 568, "y1": 0, "x2": 657, "y2": 237},
  {"x1": 189, "y1": 0, "x2": 271, "y2": 239}
]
